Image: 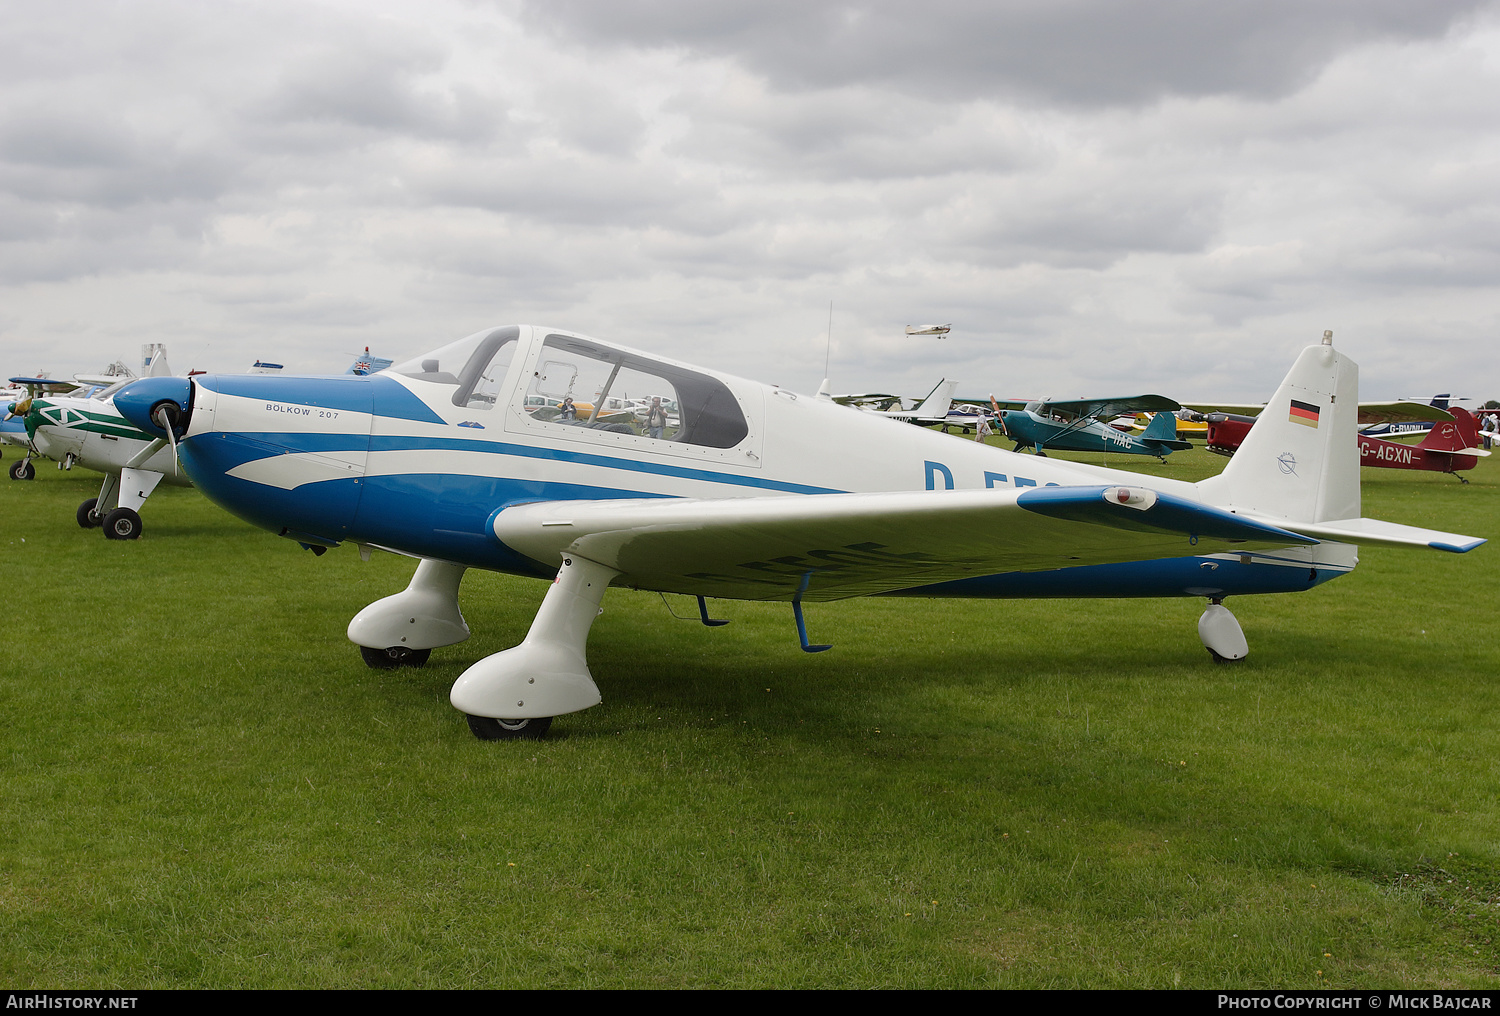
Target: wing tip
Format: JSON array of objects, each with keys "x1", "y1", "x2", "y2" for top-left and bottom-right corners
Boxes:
[{"x1": 1429, "y1": 538, "x2": 1487, "y2": 553}]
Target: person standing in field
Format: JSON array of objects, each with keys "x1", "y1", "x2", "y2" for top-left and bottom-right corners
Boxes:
[{"x1": 647, "y1": 396, "x2": 668, "y2": 439}]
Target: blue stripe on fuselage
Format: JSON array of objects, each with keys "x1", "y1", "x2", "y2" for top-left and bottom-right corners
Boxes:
[
  {"x1": 199, "y1": 373, "x2": 446, "y2": 425},
  {"x1": 203, "y1": 430, "x2": 842, "y2": 495}
]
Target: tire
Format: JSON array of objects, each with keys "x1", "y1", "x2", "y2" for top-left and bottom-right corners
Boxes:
[
  {"x1": 359, "y1": 645, "x2": 432, "y2": 669},
  {"x1": 77, "y1": 498, "x2": 102, "y2": 528},
  {"x1": 103, "y1": 507, "x2": 142, "y2": 540},
  {"x1": 9, "y1": 459, "x2": 35, "y2": 480},
  {"x1": 465, "y1": 714, "x2": 553, "y2": 741}
]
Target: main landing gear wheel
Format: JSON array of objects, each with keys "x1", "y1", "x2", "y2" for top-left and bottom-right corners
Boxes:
[
  {"x1": 103, "y1": 507, "x2": 142, "y2": 540},
  {"x1": 359, "y1": 645, "x2": 432, "y2": 669},
  {"x1": 77, "y1": 498, "x2": 102, "y2": 528},
  {"x1": 9, "y1": 459, "x2": 35, "y2": 480},
  {"x1": 465, "y1": 714, "x2": 553, "y2": 741}
]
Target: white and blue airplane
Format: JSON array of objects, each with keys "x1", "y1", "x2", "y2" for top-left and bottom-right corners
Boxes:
[{"x1": 114, "y1": 326, "x2": 1484, "y2": 741}]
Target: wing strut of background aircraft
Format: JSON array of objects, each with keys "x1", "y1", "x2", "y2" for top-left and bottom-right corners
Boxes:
[{"x1": 114, "y1": 327, "x2": 1482, "y2": 742}]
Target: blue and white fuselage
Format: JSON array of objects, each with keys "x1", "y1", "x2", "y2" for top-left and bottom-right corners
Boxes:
[
  {"x1": 114, "y1": 325, "x2": 1482, "y2": 739},
  {"x1": 154, "y1": 327, "x2": 1338, "y2": 598}
]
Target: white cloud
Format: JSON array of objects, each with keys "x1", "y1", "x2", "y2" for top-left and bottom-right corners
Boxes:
[{"x1": 0, "y1": 0, "x2": 1495, "y2": 410}]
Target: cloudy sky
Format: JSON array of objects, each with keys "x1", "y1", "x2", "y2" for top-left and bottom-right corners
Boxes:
[{"x1": 3, "y1": 0, "x2": 1498, "y2": 403}]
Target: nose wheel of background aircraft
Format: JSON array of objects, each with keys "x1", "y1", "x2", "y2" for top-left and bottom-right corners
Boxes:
[
  {"x1": 465, "y1": 714, "x2": 553, "y2": 741},
  {"x1": 77, "y1": 498, "x2": 102, "y2": 528},
  {"x1": 103, "y1": 507, "x2": 142, "y2": 540},
  {"x1": 9, "y1": 459, "x2": 35, "y2": 480},
  {"x1": 359, "y1": 645, "x2": 432, "y2": 669}
]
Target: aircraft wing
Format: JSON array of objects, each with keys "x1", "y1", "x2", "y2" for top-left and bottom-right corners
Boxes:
[
  {"x1": 1182, "y1": 402, "x2": 1266, "y2": 416},
  {"x1": 1041, "y1": 395, "x2": 1180, "y2": 420},
  {"x1": 833, "y1": 392, "x2": 905, "y2": 410},
  {"x1": 1355, "y1": 400, "x2": 1454, "y2": 425},
  {"x1": 955, "y1": 397, "x2": 1030, "y2": 411},
  {"x1": 1184, "y1": 400, "x2": 1457, "y2": 424},
  {"x1": 8, "y1": 376, "x2": 81, "y2": 396},
  {"x1": 491, "y1": 486, "x2": 1317, "y2": 602}
]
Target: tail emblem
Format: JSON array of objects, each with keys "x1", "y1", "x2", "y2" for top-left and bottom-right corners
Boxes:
[{"x1": 1277, "y1": 452, "x2": 1298, "y2": 475}]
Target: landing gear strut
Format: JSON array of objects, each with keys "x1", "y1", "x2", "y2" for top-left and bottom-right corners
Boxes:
[
  {"x1": 451, "y1": 554, "x2": 619, "y2": 741},
  {"x1": 349, "y1": 558, "x2": 472, "y2": 666},
  {"x1": 1198, "y1": 598, "x2": 1248, "y2": 663}
]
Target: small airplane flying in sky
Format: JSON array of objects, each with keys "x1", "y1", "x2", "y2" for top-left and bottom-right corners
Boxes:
[
  {"x1": 114, "y1": 326, "x2": 1481, "y2": 742},
  {"x1": 905, "y1": 324, "x2": 951, "y2": 337},
  {"x1": 992, "y1": 395, "x2": 1193, "y2": 460},
  {"x1": 1204, "y1": 404, "x2": 1492, "y2": 482}
]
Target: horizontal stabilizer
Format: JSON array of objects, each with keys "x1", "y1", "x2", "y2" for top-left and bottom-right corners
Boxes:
[{"x1": 1240, "y1": 514, "x2": 1485, "y2": 553}]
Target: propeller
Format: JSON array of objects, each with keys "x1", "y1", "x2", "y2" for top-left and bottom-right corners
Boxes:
[{"x1": 150, "y1": 402, "x2": 182, "y2": 476}]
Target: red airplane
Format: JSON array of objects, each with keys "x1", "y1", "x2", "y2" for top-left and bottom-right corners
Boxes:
[{"x1": 1204, "y1": 406, "x2": 1491, "y2": 482}]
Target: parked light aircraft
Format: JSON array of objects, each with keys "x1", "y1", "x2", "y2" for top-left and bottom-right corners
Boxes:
[
  {"x1": 5, "y1": 378, "x2": 75, "y2": 473},
  {"x1": 995, "y1": 395, "x2": 1193, "y2": 460},
  {"x1": 113, "y1": 327, "x2": 1482, "y2": 741},
  {"x1": 1358, "y1": 395, "x2": 1459, "y2": 438},
  {"x1": 1204, "y1": 405, "x2": 1491, "y2": 482},
  {"x1": 834, "y1": 379, "x2": 958, "y2": 427},
  {"x1": 1111, "y1": 410, "x2": 1208, "y2": 441},
  {"x1": 14, "y1": 349, "x2": 392, "y2": 538}
]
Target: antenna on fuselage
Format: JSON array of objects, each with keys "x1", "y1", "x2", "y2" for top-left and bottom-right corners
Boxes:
[{"x1": 816, "y1": 300, "x2": 834, "y2": 400}]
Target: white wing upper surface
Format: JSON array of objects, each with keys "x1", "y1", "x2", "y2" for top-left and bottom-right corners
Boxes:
[{"x1": 491, "y1": 485, "x2": 1319, "y2": 601}]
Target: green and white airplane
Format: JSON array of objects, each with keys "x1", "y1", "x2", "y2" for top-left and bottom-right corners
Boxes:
[
  {"x1": 8, "y1": 349, "x2": 187, "y2": 538},
  {"x1": 8, "y1": 346, "x2": 394, "y2": 539}
]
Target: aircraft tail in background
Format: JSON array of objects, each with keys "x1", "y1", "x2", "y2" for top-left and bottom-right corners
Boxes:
[
  {"x1": 1197, "y1": 331, "x2": 1360, "y2": 524},
  {"x1": 1140, "y1": 412, "x2": 1179, "y2": 442},
  {"x1": 911, "y1": 379, "x2": 957, "y2": 419},
  {"x1": 1419, "y1": 407, "x2": 1484, "y2": 454}
]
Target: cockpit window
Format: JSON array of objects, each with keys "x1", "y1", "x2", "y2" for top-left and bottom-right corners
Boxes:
[
  {"x1": 524, "y1": 334, "x2": 747, "y2": 449},
  {"x1": 389, "y1": 326, "x2": 520, "y2": 410}
]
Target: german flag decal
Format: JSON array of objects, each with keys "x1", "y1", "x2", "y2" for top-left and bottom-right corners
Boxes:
[{"x1": 1288, "y1": 399, "x2": 1321, "y2": 428}]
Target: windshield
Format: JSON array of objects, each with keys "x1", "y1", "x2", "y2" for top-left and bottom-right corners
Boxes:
[{"x1": 388, "y1": 326, "x2": 521, "y2": 410}]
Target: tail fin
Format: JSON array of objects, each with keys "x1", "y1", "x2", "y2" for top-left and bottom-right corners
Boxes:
[
  {"x1": 1140, "y1": 412, "x2": 1178, "y2": 441},
  {"x1": 1419, "y1": 408, "x2": 1479, "y2": 452},
  {"x1": 1198, "y1": 331, "x2": 1359, "y2": 523},
  {"x1": 912, "y1": 379, "x2": 957, "y2": 419}
]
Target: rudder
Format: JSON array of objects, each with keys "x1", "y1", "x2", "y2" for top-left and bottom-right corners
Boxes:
[{"x1": 1197, "y1": 331, "x2": 1360, "y2": 523}]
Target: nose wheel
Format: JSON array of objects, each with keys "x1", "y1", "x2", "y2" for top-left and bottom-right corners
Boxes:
[
  {"x1": 465, "y1": 715, "x2": 553, "y2": 741},
  {"x1": 359, "y1": 646, "x2": 432, "y2": 669}
]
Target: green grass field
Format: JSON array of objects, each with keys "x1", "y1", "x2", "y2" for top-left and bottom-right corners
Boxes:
[{"x1": 2, "y1": 441, "x2": 1497, "y2": 988}]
